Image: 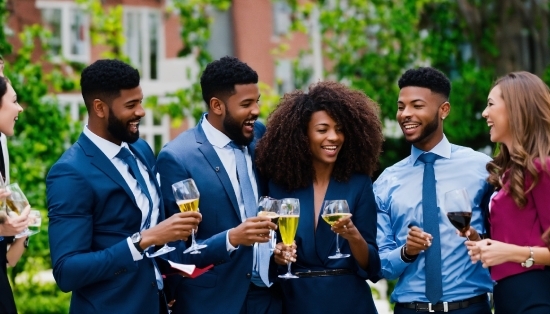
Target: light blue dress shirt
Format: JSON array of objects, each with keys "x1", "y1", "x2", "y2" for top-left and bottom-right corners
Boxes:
[{"x1": 374, "y1": 136, "x2": 493, "y2": 303}]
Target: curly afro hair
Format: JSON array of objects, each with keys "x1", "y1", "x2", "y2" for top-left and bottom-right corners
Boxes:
[
  {"x1": 398, "y1": 67, "x2": 451, "y2": 99},
  {"x1": 255, "y1": 81, "x2": 383, "y2": 191},
  {"x1": 200, "y1": 56, "x2": 258, "y2": 106},
  {"x1": 80, "y1": 59, "x2": 140, "y2": 109}
]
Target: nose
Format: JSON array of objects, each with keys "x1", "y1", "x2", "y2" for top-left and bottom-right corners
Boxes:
[
  {"x1": 481, "y1": 106, "x2": 488, "y2": 119},
  {"x1": 327, "y1": 128, "x2": 339, "y2": 141},
  {"x1": 18, "y1": 103, "x2": 23, "y2": 113},
  {"x1": 401, "y1": 105, "x2": 413, "y2": 118},
  {"x1": 250, "y1": 101, "x2": 260, "y2": 116},
  {"x1": 135, "y1": 102, "x2": 146, "y2": 117}
]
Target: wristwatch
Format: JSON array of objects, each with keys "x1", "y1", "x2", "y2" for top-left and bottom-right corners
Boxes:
[
  {"x1": 521, "y1": 246, "x2": 534, "y2": 268},
  {"x1": 131, "y1": 232, "x2": 144, "y2": 254}
]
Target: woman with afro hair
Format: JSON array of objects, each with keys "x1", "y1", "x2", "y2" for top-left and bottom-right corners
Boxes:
[{"x1": 255, "y1": 81, "x2": 383, "y2": 313}]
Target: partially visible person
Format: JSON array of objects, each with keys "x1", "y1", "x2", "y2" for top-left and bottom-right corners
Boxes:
[
  {"x1": 543, "y1": 227, "x2": 550, "y2": 249},
  {"x1": 157, "y1": 56, "x2": 278, "y2": 314},
  {"x1": 467, "y1": 71, "x2": 550, "y2": 314},
  {"x1": 47, "y1": 59, "x2": 202, "y2": 314},
  {"x1": 0, "y1": 56, "x2": 5, "y2": 77},
  {"x1": 376, "y1": 67, "x2": 493, "y2": 314},
  {"x1": 255, "y1": 81, "x2": 383, "y2": 313},
  {"x1": 0, "y1": 75, "x2": 30, "y2": 314}
]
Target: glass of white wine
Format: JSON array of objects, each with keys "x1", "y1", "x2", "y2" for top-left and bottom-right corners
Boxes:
[
  {"x1": 257, "y1": 196, "x2": 280, "y2": 251},
  {"x1": 278, "y1": 198, "x2": 300, "y2": 279},
  {"x1": 322, "y1": 200, "x2": 351, "y2": 259},
  {"x1": 172, "y1": 178, "x2": 206, "y2": 254},
  {"x1": 5, "y1": 183, "x2": 32, "y2": 238},
  {"x1": 27, "y1": 209, "x2": 42, "y2": 236}
]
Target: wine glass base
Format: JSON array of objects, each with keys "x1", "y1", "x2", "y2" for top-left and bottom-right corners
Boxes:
[
  {"x1": 278, "y1": 273, "x2": 299, "y2": 279},
  {"x1": 184, "y1": 244, "x2": 207, "y2": 254},
  {"x1": 328, "y1": 253, "x2": 350, "y2": 259},
  {"x1": 146, "y1": 246, "x2": 175, "y2": 258}
]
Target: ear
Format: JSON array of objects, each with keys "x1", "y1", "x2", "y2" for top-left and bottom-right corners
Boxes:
[
  {"x1": 440, "y1": 101, "x2": 450, "y2": 120},
  {"x1": 209, "y1": 97, "x2": 225, "y2": 116},
  {"x1": 92, "y1": 99, "x2": 108, "y2": 119}
]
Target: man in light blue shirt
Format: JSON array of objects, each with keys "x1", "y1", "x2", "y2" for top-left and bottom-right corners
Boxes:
[{"x1": 375, "y1": 67, "x2": 493, "y2": 313}]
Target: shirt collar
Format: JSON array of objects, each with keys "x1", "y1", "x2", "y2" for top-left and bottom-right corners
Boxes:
[
  {"x1": 83, "y1": 125, "x2": 130, "y2": 159},
  {"x1": 410, "y1": 134, "x2": 451, "y2": 165},
  {"x1": 201, "y1": 114, "x2": 232, "y2": 149}
]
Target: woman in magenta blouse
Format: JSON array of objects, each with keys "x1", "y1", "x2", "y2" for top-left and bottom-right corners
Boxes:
[{"x1": 466, "y1": 71, "x2": 550, "y2": 313}]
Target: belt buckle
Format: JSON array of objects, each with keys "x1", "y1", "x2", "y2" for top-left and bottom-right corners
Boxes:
[
  {"x1": 428, "y1": 303, "x2": 434, "y2": 312},
  {"x1": 443, "y1": 302, "x2": 448, "y2": 312}
]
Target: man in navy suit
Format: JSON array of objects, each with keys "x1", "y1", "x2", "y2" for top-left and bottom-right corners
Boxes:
[
  {"x1": 157, "y1": 56, "x2": 280, "y2": 314},
  {"x1": 47, "y1": 59, "x2": 202, "y2": 314}
]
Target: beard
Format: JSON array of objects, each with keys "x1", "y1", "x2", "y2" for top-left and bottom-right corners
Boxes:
[
  {"x1": 107, "y1": 107, "x2": 140, "y2": 144},
  {"x1": 223, "y1": 110, "x2": 254, "y2": 146},
  {"x1": 406, "y1": 111, "x2": 440, "y2": 145}
]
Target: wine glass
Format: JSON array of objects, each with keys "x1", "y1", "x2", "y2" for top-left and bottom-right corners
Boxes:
[
  {"x1": 278, "y1": 198, "x2": 300, "y2": 279},
  {"x1": 257, "y1": 196, "x2": 280, "y2": 251},
  {"x1": 173, "y1": 178, "x2": 206, "y2": 254},
  {"x1": 4, "y1": 183, "x2": 32, "y2": 238},
  {"x1": 27, "y1": 209, "x2": 42, "y2": 236},
  {"x1": 444, "y1": 188, "x2": 473, "y2": 240},
  {"x1": 322, "y1": 200, "x2": 351, "y2": 259}
]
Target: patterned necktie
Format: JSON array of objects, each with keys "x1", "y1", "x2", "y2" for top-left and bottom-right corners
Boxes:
[
  {"x1": 228, "y1": 142, "x2": 257, "y2": 219},
  {"x1": 418, "y1": 152, "x2": 443, "y2": 304},
  {"x1": 116, "y1": 147, "x2": 153, "y2": 230},
  {"x1": 116, "y1": 147, "x2": 163, "y2": 290}
]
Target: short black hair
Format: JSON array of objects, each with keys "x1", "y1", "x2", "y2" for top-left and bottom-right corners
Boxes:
[
  {"x1": 0, "y1": 76, "x2": 8, "y2": 107},
  {"x1": 80, "y1": 59, "x2": 140, "y2": 109},
  {"x1": 200, "y1": 56, "x2": 258, "y2": 106},
  {"x1": 398, "y1": 67, "x2": 451, "y2": 99}
]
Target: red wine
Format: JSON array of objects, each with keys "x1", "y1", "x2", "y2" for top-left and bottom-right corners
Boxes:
[{"x1": 446, "y1": 212, "x2": 472, "y2": 233}]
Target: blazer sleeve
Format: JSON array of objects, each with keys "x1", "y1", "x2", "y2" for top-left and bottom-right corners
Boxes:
[
  {"x1": 47, "y1": 162, "x2": 137, "y2": 293},
  {"x1": 157, "y1": 146, "x2": 230, "y2": 268}
]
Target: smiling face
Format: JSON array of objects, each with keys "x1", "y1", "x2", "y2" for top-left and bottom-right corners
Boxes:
[
  {"x1": 0, "y1": 83, "x2": 23, "y2": 136},
  {"x1": 483, "y1": 84, "x2": 512, "y2": 149},
  {"x1": 221, "y1": 83, "x2": 260, "y2": 146},
  {"x1": 307, "y1": 110, "x2": 345, "y2": 167},
  {"x1": 397, "y1": 86, "x2": 449, "y2": 151},
  {"x1": 104, "y1": 86, "x2": 144, "y2": 145}
]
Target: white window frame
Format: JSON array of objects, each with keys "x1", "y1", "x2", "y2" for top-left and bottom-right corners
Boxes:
[
  {"x1": 36, "y1": 0, "x2": 91, "y2": 63},
  {"x1": 123, "y1": 6, "x2": 165, "y2": 81}
]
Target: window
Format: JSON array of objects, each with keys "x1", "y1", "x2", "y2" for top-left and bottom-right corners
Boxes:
[
  {"x1": 123, "y1": 8, "x2": 163, "y2": 81},
  {"x1": 272, "y1": 1, "x2": 292, "y2": 36},
  {"x1": 37, "y1": 1, "x2": 90, "y2": 63}
]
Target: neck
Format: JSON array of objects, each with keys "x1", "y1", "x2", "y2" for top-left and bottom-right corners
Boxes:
[
  {"x1": 313, "y1": 161, "x2": 334, "y2": 185},
  {"x1": 413, "y1": 132, "x2": 443, "y2": 152},
  {"x1": 88, "y1": 123, "x2": 121, "y2": 146},
  {"x1": 206, "y1": 112, "x2": 224, "y2": 134}
]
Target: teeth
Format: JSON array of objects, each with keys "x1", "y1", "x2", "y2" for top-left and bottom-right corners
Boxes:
[
  {"x1": 404, "y1": 125, "x2": 418, "y2": 130},
  {"x1": 323, "y1": 146, "x2": 337, "y2": 151}
]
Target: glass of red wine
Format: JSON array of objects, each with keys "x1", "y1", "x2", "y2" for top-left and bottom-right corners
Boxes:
[{"x1": 444, "y1": 188, "x2": 472, "y2": 239}]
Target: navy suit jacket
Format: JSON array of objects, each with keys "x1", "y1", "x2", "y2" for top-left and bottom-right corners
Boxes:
[
  {"x1": 47, "y1": 133, "x2": 179, "y2": 314},
  {"x1": 268, "y1": 174, "x2": 381, "y2": 313},
  {"x1": 157, "y1": 120, "x2": 266, "y2": 314}
]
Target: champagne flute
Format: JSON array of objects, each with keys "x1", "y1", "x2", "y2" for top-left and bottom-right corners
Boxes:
[
  {"x1": 322, "y1": 200, "x2": 351, "y2": 259},
  {"x1": 444, "y1": 188, "x2": 473, "y2": 240},
  {"x1": 278, "y1": 198, "x2": 300, "y2": 279},
  {"x1": 257, "y1": 196, "x2": 280, "y2": 251},
  {"x1": 4, "y1": 183, "x2": 31, "y2": 238},
  {"x1": 173, "y1": 178, "x2": 206, "y2": 254}
]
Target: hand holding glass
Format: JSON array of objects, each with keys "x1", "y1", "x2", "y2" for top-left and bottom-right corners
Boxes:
[
  {"x1": 4, "y1": 183, "x2": 32, "y2": 238},
  {"x1": 322, "y1": 200, "x2": 351, "y2": 259},
  {"x1": 444, "y1": 188, "x2": 472, "y2": 240},
  {"x1": 257, "y1": 196, "x2": 280, "y2": 251},
  {"x1": 278, "y1": 198, "x2": 300, "y2": 279},
  {"x1": 173, "y1": 178, "x2": 206, "y2": 254}
]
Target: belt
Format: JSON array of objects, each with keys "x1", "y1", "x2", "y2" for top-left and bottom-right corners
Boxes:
[
  {"x1": 395, "y1": 294, "x2": 487, "y2": 312},
  {"x1": 294, "y1": 269, "x2": 354, "y2": 278}
]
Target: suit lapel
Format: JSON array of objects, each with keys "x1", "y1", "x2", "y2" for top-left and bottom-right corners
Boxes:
[
  {"x1": 77, "y1": 134, "x2": 138, "y2": 208},
  {"x1": 195, "y1": 124, "x2": 241, "y2": 220}
]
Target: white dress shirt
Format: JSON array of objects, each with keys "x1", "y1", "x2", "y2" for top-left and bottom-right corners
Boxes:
[{"x1": 83, "y1": 127, "x2": 162, "y2": 278}]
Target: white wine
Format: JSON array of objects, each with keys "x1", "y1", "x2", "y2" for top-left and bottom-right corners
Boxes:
[
  {"x1": 322, "y1": 213, "x2": 352, "y2": 226},
  {"x1": 278, "y1": 215, "x2": 299, "y2": 245},
  {"x1": 177, "y1": 199, "x2": 199, "y2": 212},
  {"x1": 5, "y1": 199, "x2": 27, "y2": 215},
  {"x1": 258, "y1": 211, "x2": 279, "y2": 224}
]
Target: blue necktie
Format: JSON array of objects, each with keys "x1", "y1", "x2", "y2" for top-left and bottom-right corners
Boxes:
[
  {"x1": 419, "y1": 152, "x2": 442, "y2": 304},
  {"x1": 116, "y1": 147, "x2": 163, "y2": 289},
  {"x1": 229, "y1": 142, "x2": 270, "y2": 286},
  {"x1": 116, "y1": 147, "x2": 153, "y2": 230}
]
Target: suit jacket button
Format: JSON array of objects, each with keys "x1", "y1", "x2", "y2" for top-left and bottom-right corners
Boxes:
[
  {"x1": 151, "y1": 282, "x2": 156, "y2": 287},
  {"x1": 246, "y1": 273, "x2": 251, "y2": 278}
]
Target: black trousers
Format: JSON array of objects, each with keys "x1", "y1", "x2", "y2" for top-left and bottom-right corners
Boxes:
[
  {"x1": 239, "y1": 282, "x2": 283, "y2": 314},
  {"x1": 159, "y1": 290, "x2": 169, "y2": 314},
  {"x1": 494, "y1": 269, "x2": 550, "y2": 314}
]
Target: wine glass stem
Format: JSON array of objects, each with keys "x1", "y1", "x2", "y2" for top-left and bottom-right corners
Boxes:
[
  {"x1": 191, "y1": 229, "x2": 198, "y2": 248},
  {"x1": 335, "y1": 234, "x2": 341, "y2": 254},
  {"x1": 287, "y1": 261, "x2": 292, "y2": 275}
]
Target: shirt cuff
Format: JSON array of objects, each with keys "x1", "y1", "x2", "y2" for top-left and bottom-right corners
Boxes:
[
  {"x1": 127, "y1": 237, "x2": 144, "y2": 261},
  {"x1": 226, "y1": 229, "x2": 238, "y2": 252}
]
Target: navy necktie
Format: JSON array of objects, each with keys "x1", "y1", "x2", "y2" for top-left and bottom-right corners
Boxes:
[
  {"x1": 116, "y1": 147, "x2": 153, "y2": 230},
  {"x1": 228, "y1": 142, "x2": 257, "y2": 219},
  {"x1": 419, "y1": 152, "x2": 442, "y2": 303}
]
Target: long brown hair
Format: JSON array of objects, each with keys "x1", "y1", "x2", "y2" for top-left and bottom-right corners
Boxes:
[{"x1": 486, "y1": 71, "x2": 550, "y2": 207}]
